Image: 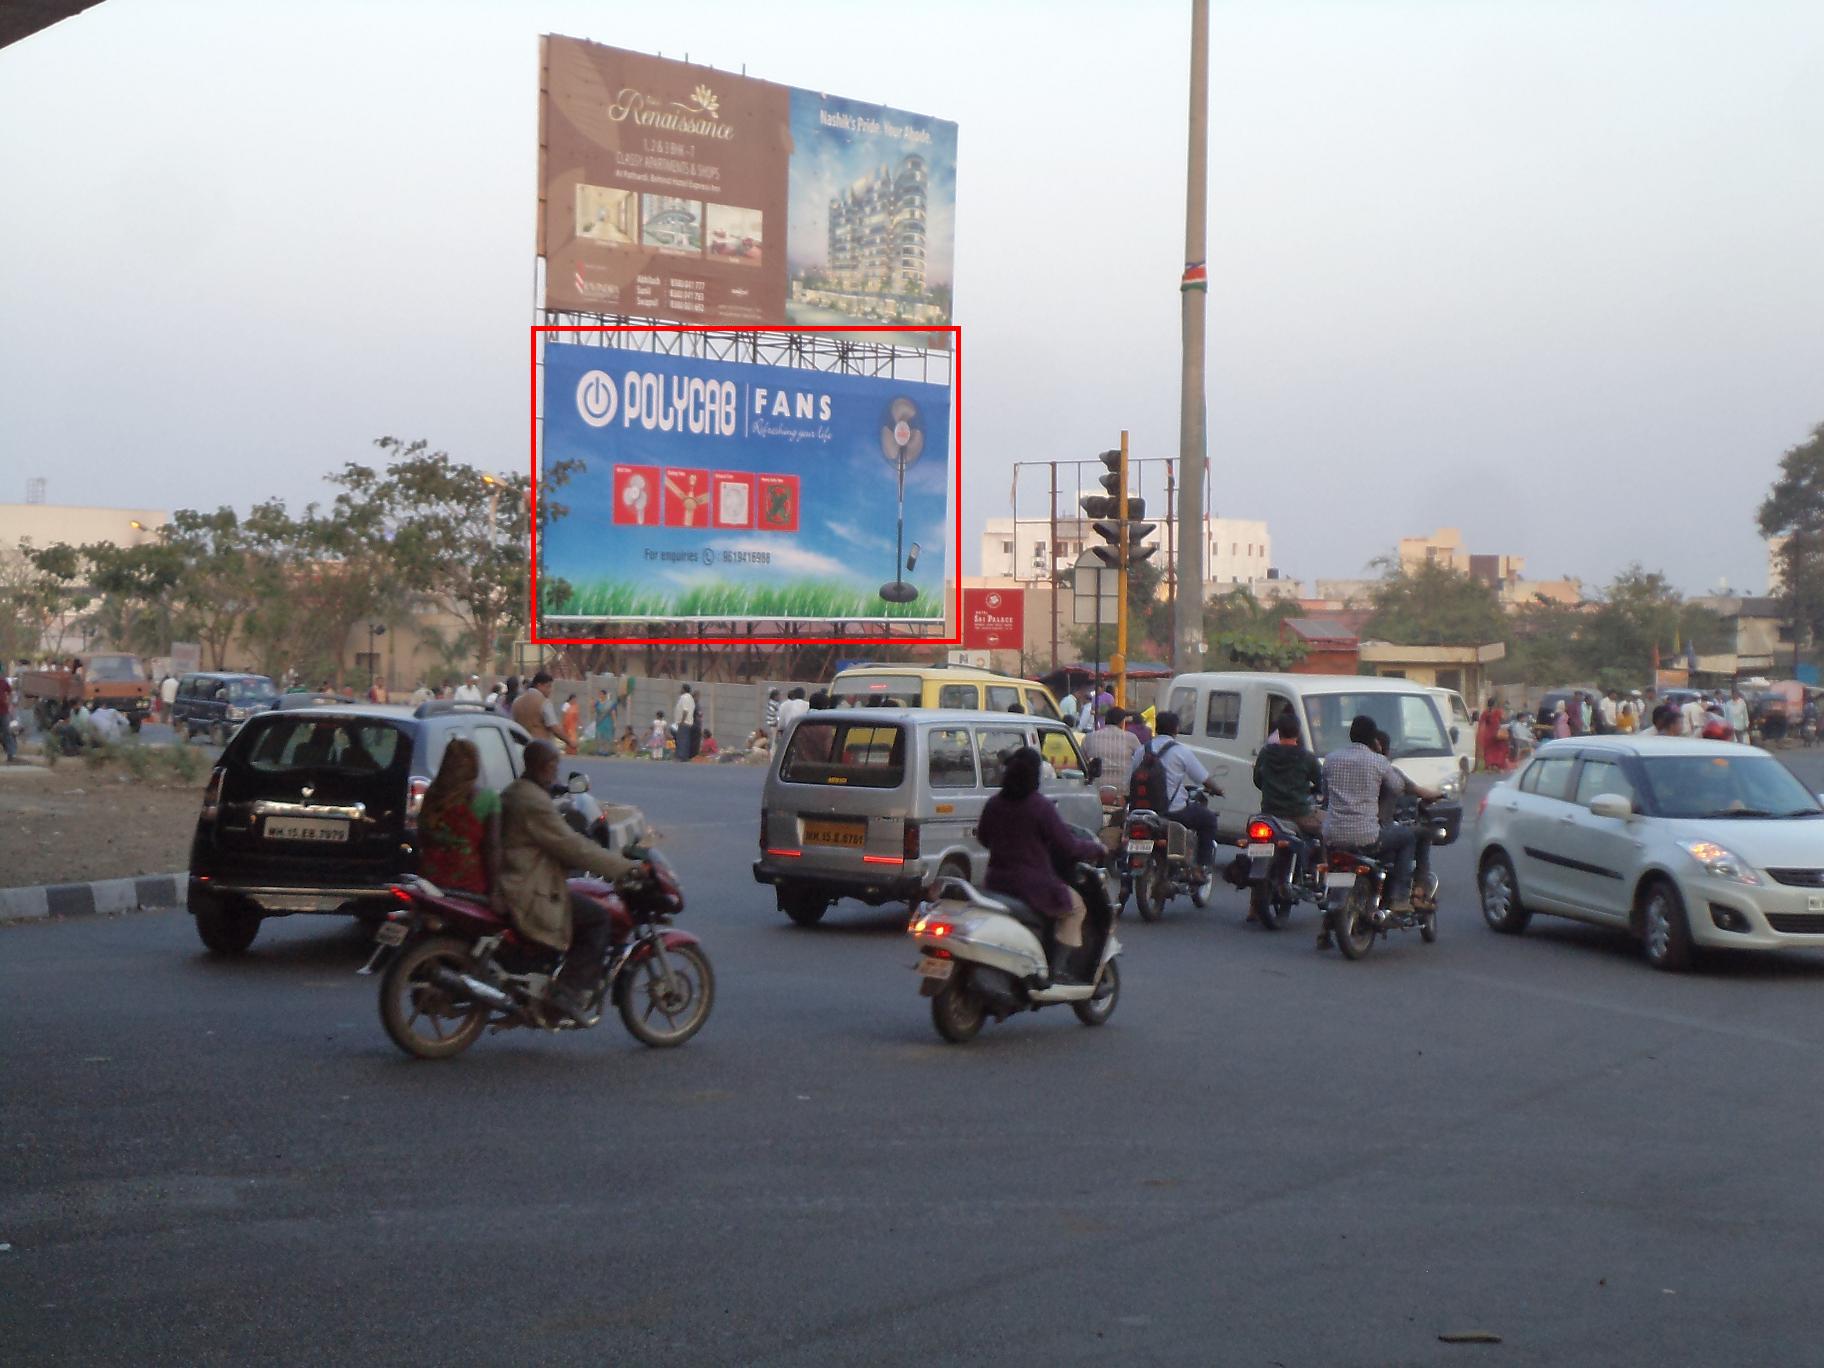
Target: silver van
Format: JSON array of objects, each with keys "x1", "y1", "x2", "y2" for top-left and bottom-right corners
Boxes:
[
  {"x1": 751, "y1": 708, "x2": 1106, "y2": 926},
  {"x1": 1149, "y1": 672, "x2": 1466, "y2": 842}
]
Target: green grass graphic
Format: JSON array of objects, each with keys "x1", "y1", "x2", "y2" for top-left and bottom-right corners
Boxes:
[{"x1": 551, "y1": 578, "x2": 943, "y2": 620}]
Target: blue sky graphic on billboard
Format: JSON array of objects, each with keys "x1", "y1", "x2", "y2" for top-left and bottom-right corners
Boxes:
[{"x1": 541, "y1": 341, "x2": 950, "y2": 621}]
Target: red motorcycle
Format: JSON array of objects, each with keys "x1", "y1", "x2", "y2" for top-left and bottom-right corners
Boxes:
[{"x1": 364, "y1": 849, "x2": 713, "y2": 1060}]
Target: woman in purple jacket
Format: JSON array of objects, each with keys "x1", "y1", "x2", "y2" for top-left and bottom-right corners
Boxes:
[{"x1": 977, "y1": 747, "x2": 1106, "y2": 984}]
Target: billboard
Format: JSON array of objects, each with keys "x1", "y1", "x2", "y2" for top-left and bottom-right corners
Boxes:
[
  {"x1": 963, "y1": 588, "x2": 1024, "y2": 650},
  {"x1": 540, "y1": 35, "x2": 956, "y2": 342},
  {"x1": 538, "y1": 340, "x2": 951, "y2": 622}
]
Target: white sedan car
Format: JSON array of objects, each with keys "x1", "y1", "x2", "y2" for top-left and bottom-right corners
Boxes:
[{"x1": 1475, "y1": 736, "x2": 1824, "y2": 970}]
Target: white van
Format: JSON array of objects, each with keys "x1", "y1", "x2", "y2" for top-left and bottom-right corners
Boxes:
[
  {"x1": 1427, "y1": 687, "x2": 1476, "y2": 776},
  {"x1": 1147, "y1": 672, "x2": 1466, "y2": 841}
]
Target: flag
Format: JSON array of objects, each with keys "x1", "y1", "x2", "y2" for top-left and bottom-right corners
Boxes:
[{"x1": 1180, "y1": 261, "x2": 1208, "y2": 292}]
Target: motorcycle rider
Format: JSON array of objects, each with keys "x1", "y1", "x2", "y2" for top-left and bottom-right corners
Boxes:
[
  {"x1": 1251, "y1": 710, "x2": 1324, "y2": 903},
  {"x1": 978, "y1": 746, "x2": 1107, "y2": 985},
  {"x1": 1128, "y1": 710, "x2": 1222, "y2": 879},
  {"x1": 1318, "y1": 715, "x2": 1443, "y2": 950},
  {"x1": 498, "y1": 739, "x2": 638, "y2": 1019}
]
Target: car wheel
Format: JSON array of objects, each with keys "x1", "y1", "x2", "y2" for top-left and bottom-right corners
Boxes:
[
  {"x1": 779, "y1": 885, "x2": 829, "y2": 927},
  {"x1": 1479, "y1": 852, "x2": 1531, "y2": 934},
  {"x1": 194, "y1": 901, "x2": 260, "y2": 955},
  {"x1": 1641, "y1": 879, "x2": 1694, "y2": 973}
]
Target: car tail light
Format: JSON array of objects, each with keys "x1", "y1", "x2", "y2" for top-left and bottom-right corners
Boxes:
[
  {"x1": 1247, "y1": 820, "x2": 1276, "y2": 844},
  {"x1": 404, "y1": 776, "x2": 430, "y2": 828},
  {"x1": 201, "y1": 768, "x2": 224, "y2": 821},
  {"x1": 903, "y1": 821, "x2": 921, "y2": 860}
]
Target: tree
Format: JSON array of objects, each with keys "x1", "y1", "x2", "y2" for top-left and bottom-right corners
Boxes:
[
  {"x1": 81, "y1": 540, "x2": 184, "y2": 658},
  {"x1": 0, "y1": 541, "x2": 88, "y2": 662},
  {"x1": 1494, "y1": 597, "x2": 1583, "y2": 686},
  {"x1": 1574, "y1": 565, "x2": 1720, "y2": 680},
  {"x1": 1201, "y1": 587, "x2": 1306, "y2": 670},
  {"x1": 162, "y1": 508, "x2": 264, "y2": 670},
  {"x1": 1757, "y1": 419, "x2": 1824, "y2": 661},
  {"x1": 1362, "y1": 559, "x2": 1506, "y2": 647}
]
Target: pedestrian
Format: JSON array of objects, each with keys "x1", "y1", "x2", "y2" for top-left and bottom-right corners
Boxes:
[
  {"x1": 1728, "y1": 689, "x2": 1751, "y2": 745},
  {"x1": 0, "y1": 669, "x2": 16, "y2": 764},
  {"x1": 1058, "y1": 685, "x2": 1080, "y2": 728},
  {"x1": 1479, "y1": 697, "x2": 1509, "y2": 771},
  {"x1": 1093, "y1": 686, "x2": 1113, "y2": 728},
  {"x1": 410, "y1": 680, "x2": 433, "y2": 706},
  {"x1": 1507, "y1": 707, "x2": 1534, "y2": 762},
  {"x1": 1803, "y1": 694, "x2": 1819, "y2": 746},
  {"x1": 776, "y1": 686, "x2": 809, "y2": 737},
  {"x1": 698, "y1": 729, "x2": 720, "y2": 758},
  {"x1": 591, "y1": 687, "x2": 616, "y2": 751},
  {"x1": 159, "y1": 672, "x2": 178, "y2": 723},
  {"x1": 1125, "y1": 707, "x2": 1152, "y2": 746},
  {"x1": 1552, "y1": 703, "x2": 1571, "y2": 739},
  {"x1": 674, "y1": 684, "x2": 697, "y2": 761},
  {"x1": 455, "y1": 674, "x2": 484, "y2": 703},
  {"x1": 764, "y1": 688, "x2": 782, "y2": 743},
  {"x1": 499, "y1": 675, "x2": 520, "y2": 716},
  {"x1": 1680, "y1": 693, "x2": 1708, "y2": 741},
  {"x1": 511, "y1": 671, "x2": 572, "y2": 752},
  {"x1": 560, "y1": 691, "x2": 581, "y2": 750},
  {"x1": 645, "y1": 711, "x2": 669, "y2": 759}
]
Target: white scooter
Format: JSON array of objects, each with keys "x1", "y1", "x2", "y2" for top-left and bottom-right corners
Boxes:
[{"x1": 909, "y1": 860, "x2": 1122, "y2": 1043}]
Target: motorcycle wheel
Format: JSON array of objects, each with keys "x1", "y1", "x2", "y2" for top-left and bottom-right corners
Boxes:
[
  {"x1": 931, "y1": 973, "x2": 985, "y2": 1043},
  {"x1": 618, "y1": 943, "x2": 715, "y2": 1047},
  {"x1": 1249, "y1": 880, "x2": 1291, "y2": 930},
  {"x1": 1071, "y1": 959, "x2": 1120, "y2": 1027},
  {"x1": 1134, "y1": 858, "x2": 1167, "y2": 923},
  {"x1": 379, "y1": 935, "x2": 489, "y2": 1060},
  {"x1": 1420, "y1": 909, "x2": 1438, "y2": 943},
  {"x1": 1332, "y1": 886, "x2": 1377, "y2": 961}
]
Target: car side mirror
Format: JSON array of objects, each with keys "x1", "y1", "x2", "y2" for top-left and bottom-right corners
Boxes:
[
  {"x1": 1085, "y1": 756, "x2": 1103, "y2": 781},
  {"x1": 1589, "y1": 793, "x2": 1632, "y2": 820},
  {"x1": 567, "y1": 771, "x2": 590, "y2": 794}
]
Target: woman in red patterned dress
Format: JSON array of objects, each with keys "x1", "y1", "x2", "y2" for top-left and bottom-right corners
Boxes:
[{"x1": 416, "y1": 738, "x2": 504, "y2": 909}]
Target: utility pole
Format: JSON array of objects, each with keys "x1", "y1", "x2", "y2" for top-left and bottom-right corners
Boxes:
[
  {"x1": 1048, "y1": 460, "x2": 1059, "y2": 670},
  {"x1": 1173, "y1": 0, "x2": 1210, "y2": 671}
]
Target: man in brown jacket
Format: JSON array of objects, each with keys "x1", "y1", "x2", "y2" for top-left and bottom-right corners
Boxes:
[
  {"x1": 511, "y1": 671, "x2": 573, "y2": 753},
  {"x1": 498, "y1": 740, "x2": 638, "y2": 1018}
]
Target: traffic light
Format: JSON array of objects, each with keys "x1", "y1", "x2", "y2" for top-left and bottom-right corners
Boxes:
[{"x1": 1085, "y1": 446, "x2": 1157, "y2": 569}]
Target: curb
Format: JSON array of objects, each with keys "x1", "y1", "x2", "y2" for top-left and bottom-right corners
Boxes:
[{"x1": 0, "y1": 872, "x2": 185, "y2": 924}]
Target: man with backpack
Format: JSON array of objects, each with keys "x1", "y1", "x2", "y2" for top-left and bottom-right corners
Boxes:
[{"x1": 1128, "y1": 710, "x2": 1223, "y2": 877}]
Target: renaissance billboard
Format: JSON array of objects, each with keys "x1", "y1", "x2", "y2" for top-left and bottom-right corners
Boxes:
[
  {"x1": 538, "y1": 341, "x2": 952, "y2": 622},
  {"x1": 540, "y1": 35, "x2": 957, "y2": 342}
]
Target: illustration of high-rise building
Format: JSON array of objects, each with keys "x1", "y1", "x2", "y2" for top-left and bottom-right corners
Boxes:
[{"x1": 826, "y1": 155, "x2": 928, "y2": 298}]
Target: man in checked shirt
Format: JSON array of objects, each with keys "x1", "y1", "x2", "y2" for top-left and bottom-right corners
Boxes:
[{"x1": 1318, "y1": 714, "x2": 1443, "y2": 950}]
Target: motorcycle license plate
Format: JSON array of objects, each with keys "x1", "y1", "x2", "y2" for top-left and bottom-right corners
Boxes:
[
  {"x1": 1125, "y1": 840, "x2": 1154, "y2": 855},
  {"x1": 1247, "y1": 843, "x2": 1274, "y2": 859},
  {"x1": 915, "y1": 955, "x2": 953, "y2": 981},
  {"x1": 373, "y1": 921, "x2": 407, "y2": 946},
  {"x1": 1326, "y1": 871, "x2": 1357, "y2": 891}
]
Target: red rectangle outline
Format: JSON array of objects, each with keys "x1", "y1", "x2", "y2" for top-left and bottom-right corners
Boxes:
[{"x1": 530, "y1": 323, "x2": 962, "y2": 647}]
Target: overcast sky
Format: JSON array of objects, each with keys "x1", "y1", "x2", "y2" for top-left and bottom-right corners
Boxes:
[{"x1": 2, "y1": 0, "x2": 1820, "y2": 597}]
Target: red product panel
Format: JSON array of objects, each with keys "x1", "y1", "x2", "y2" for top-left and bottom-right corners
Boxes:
[
  {"x1": 711, "y1": 471, "x2": 755, "y2": 529},
  {"x1": 755, "y1": 473, "x2": 800, "y2": 533},
  {"x1": 662, "y1": 467, "x2": 712, "y2": 528},
  {"x1": 612, "y1": 465, "x2": 661, "y2": 526}
]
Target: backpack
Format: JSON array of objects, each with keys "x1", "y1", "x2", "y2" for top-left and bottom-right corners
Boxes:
[{"x1": 1128, "y1": 738, "x2": 1178, "y2": 813}]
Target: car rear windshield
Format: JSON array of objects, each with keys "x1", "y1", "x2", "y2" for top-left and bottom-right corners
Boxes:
[
  {"x1": 85, "y1": 657, "x2": 141, "y2": 681},
  {"x1": 1306, "y1": 692, "x2": 1451, "y2": 759},
  {"x1": 1638, "y1": 755, "x2": 1822, "y2": 819},
  {"x1": 778, "y1": 721, "x2": 906, "y2": 788},
  {"x1": 233, "y1": 716, "x2": 411, "y2": 777},
  {"x1": 832, "y1": 675, "x2": 921, "y2": 707}
]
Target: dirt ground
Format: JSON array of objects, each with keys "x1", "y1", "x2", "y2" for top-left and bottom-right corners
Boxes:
[{"x1": 0, "y1": 761, "x2": 205, "y2": 888}]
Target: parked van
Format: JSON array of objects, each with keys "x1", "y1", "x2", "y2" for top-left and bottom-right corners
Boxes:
[
  {"x1": 752, "y1": 708, "x2": 1103, "y2": 925},
  {"x1": 828, "y1": 665, "x2": 1062, "y2": 719},
  {"x1": 172, "y1": 672, "x2": 278, "y2": 744},
  {"x1": 1427, "y1": 686, "x2": 1476, "y2": 776},
  {"x1": 1147, "y1": 672, "x2": 1465, "y2": 841}
]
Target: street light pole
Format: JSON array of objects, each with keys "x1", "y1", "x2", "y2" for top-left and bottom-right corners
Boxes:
[{"x1": 1173, "y1": 0, "x2": 1210, "y2": 672}]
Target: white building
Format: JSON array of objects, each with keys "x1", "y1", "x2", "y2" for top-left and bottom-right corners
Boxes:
[{"x1": 979, "y1": 515, "x2": 1274, "y2": 593}]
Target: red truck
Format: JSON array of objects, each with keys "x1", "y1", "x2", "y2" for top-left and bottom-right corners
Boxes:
[{"x1": 19, "y1": 654, "x2": 153, "y2": 732}]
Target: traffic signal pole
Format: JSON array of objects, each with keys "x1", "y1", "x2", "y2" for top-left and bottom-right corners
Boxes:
[{"x1": 1114, "y1": 430, "x2": 1130, "y2": 708}]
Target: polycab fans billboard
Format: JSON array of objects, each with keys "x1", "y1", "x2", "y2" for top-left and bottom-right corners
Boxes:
[
  {"x1": 539, "y1": 341, "x2": 952, "y2": 623},
  {"x1": 540, "y1": 35, "x2": 957, "y2": 343}
]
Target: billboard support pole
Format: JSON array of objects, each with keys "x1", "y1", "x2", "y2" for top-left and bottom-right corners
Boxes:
[
  {"x1": 1049, "y1": 460, "x2": 1059, "y2": 670},
  {"x1": 1173, "y1": 0, "x2": 1210, "y2": 673}
]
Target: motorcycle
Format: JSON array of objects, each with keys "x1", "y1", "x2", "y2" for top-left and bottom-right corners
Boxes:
[
  {"x1": 1238, "y1": 812, "x2": 1325, "y2": 930},
  {"x1": 556, "y1": 769, "x2": 645, "y2": 850},
  {"x1": 1321, "y1": 797, "x2": 1460, "y2": 960},
  {"x1": 1123, "y1": 790, "x2": 1217, "y2": 922},
  {"x1": 909, "y1": 854, "x2": 1122, "y2": 1044},
  {"x1": 364, "y1": 849, "x2": 713, "y2": 1060}
]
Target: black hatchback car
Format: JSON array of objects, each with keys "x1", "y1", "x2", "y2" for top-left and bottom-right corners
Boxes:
[{"x1": 187, "y1": 701, "x2": 530, "y2": 954}]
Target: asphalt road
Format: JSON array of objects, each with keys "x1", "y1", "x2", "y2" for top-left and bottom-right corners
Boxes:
[{"x1": 7, "y1": 751, "x2": 1824, "y2": 1366}]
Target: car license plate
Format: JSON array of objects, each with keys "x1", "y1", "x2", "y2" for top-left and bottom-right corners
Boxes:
[
  {"x1": 264, "y1": 816, "x2": 349, "y2": 843},
  {"x1": 1126, "y1": 839, "x2": 1154, "y2": 855},
  {"x1": 802, "y1": 818, "x2": 866, "y2": 848},
  {"x1": 1809, "y1": 895, "x2": 1824, "y2": 912},
  {"x1": 373, "y1": 921, "x2": 407, "y2": 946},
  {"x1": 1326, "y1": 871, "x2": 1356, "y2": 890},
  {"x1": 1248, "y1": 843, "x2": 1274, "y2": 859},
  {"x1": 915, "y1": 955, "x2": 953, "y2": 980}
]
